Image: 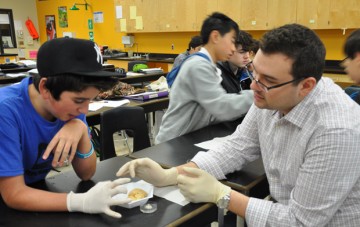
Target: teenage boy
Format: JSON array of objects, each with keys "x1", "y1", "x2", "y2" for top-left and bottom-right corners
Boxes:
[
  {"x1": 0, "y1": 38, "x2": 131, "y2": 218},
  {"x1": 118, "y1": 24, "x2": 360, "y2": 226},
  {"x1": 341, "y1": 29, "x2": 360, "y2": 104},
  {"x1": 217, "y1": 30, "x2": 255, "y2": 93},
  {"x1": 155, "y1": 12, "x2": 253, "y2": 144},
  {"x1": 173, "y1": 35, "x2": 203, "y2": 68}
]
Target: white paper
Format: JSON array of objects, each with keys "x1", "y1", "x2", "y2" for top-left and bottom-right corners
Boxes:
[
  {"x1": 88, "y1": 99, "x2": 130, "y2": 111},
  {"x1": 115, "y1": 6, "x2": 123, "y2": 19},
  {"x1": 14, "y1": 20, "x2": 22, "y2": 30},
  {"x1": 125, "y1": 91, "x2": 158, "y2": 97},
  {"x1": 154, "y1": 185, "x2": 189, "y2": 206},
  {"x1": 126, "y1": 72, "x2": 144, "y2": 76},
  {"x1": 194, "y1": 135, "x2": 231, "y2": 150},
  {"x1": 2, "y1": 36, "x2": 13, "y2": 47},
  {"x1": 5, "y1": 73, "x2": 27, "y2": 78},
  {"x1": 18, "y1": 60, "x2": 37, "y2": 67},
  {"x1": 93, "y1": 12, "x2": 104, "y2": 23},
  {"x1": 0, "y1": 14, "x2": 9, "y2": 24}
]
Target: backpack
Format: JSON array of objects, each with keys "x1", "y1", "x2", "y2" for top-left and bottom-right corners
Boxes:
[
  {"x1": 166, "y1": 52, "x2": 210, "y2": 87},
  {"x1": 133, "y1": 63, "x2": 148, "y2": 72}
]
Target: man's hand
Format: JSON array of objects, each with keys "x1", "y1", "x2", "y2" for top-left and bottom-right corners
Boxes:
[
  {"x1": 177, "y1": 167, "x2": 231, "y2": 203},
  {"x1": 67, "y1": 178, "x2": 132, "y2": 218},
  {"x1": 43, "y1": 119, "x2": 88, "y2": 167},
  {"x1": 116, "y1": 158, "x2": 178, "y2": 187}
]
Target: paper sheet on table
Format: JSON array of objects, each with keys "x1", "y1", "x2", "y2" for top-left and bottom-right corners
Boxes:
[
  {"x1": 154, "y1": 185, "x2": 189, "y2": 206},
  {"x1": 194, "y1": 135, "x2": 231, "y2": 150},
  {"x1": 5, "y1": 73, "x2": 27, "y2": 78},
  {"x1": 89, "y1": 99, "x2": 130, "y2": 111},
  {"x1": 126, "y1": 72, "x2": 144, "y2": 76}
]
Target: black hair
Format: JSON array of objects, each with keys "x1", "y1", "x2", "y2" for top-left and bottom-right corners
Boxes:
[
  {"x1": 187, "y1": 36, "x2": 203, "y2": 51},
  {"x1": 200, "y1": 12, "x2": 239, "y2": 44},
  {"x1": 250, "y1": 39, "x2": 260, "y2": 54},
  {"x1": 344, "y1": 29, "x2": 360, "y2": 59},
  {"x1": 32, "y1": 74, "x2": 118, "y2": 100},
  {"x1": 236, "y1": 30, "x2": 254, "y2": 52},
  {"x1": 260, "y1": 23, "x2": 325, "y2": 82}
]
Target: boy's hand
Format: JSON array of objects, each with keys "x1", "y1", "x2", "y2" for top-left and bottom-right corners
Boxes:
[{"x1": 43, "y1": 119, "x2": 88, "y2": 167}]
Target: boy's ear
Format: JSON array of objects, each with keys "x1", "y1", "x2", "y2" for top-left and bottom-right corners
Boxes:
[
  {"x1": 209, "y1": 30, "x2": 220, "y2": 44},
  {"x1": 38, "y1": 78, "x2": 51, "y2": 99}
]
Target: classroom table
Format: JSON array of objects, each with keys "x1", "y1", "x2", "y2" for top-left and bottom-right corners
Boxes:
[
  {"x1": 86, "y1": 97, "x2": 169, "y2": 126},
  {"x1": 130, "y1": 119, "x2": 269, "y2": 198},
  {"x1": 0, "y1": 156, "x2": 217, "y2": 227},
  {"x1": 118, "y1": 72, "x2": 167, "y2": 84}
]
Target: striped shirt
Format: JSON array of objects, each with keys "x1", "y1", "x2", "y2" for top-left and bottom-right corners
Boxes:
[{"x1": 192, "y1": 78, "x2": 360, "y2": 226}]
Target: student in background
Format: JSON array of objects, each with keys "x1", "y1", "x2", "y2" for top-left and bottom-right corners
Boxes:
[
  {"x1": 172, "y1": 36, "x2": 203, "y2": 68},
  {"x1": 118, "y1": 24, "x2": 360, "y2": 226},
  {"x1": 341, "y1": 29, "x2": 360, "y2": 104},
  {"x1": 155, "y1": 12, "x2": 253, "y2": 144},
  {"x1": 0, "y1": 38, "x2": 131, "y2": 218},
  {"x1": 217, "y1": 30, "x2": 255, "y2": 93}
]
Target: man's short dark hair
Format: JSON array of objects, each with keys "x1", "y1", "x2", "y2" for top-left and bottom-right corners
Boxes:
[
  {"x1": 200, "y1": 12, "x2": 239, "y2": 44},
  {"x1": 260, "y1": 23, "x2": 325, "y2": 82},
  {"x1": 344, "y1": 29, "x2": 360, "y2": 59},
  {"x1": 32, "y1": 74, "x2": 118, "y2": 100}
]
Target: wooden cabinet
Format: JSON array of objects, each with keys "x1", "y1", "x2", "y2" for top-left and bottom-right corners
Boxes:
[
  {"x1": 297, "y1": 0, "x2": 360, "y2": 29},
  {"x1": 328, "y1": 0, "x2": 360, "y2": 29},
  {"x1": 240, "y1": 0, "x2": 268, "y2": 30},
  {"x1": 296, "y1": 0, "x2": 331, "y2": 29},
  {"x1": 194, "y1": 0, "x2": 218, "y2": 31},
  {"x1": 240, "y1": 0, "x2": 296, "y2": 30},
  {"x1": 267, "y1": 0, "x2": 297, "y2": 29},
  {"x1": 106, "y1": 59, "x2": 130, "y2": 69},
  {"x1": 218, "y1": 0, "x2": 242, "y2": 26},
  {"x1": 115, "y1": 0, "x2": 360, "y2": 33}
]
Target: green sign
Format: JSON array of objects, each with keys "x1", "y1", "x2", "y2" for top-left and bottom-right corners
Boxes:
[
  {"x1": 88, "y1": 19, "x2": 93, "y2": 30},
  {"x1": 89, "y1": 31, "x2": 94, "y2": 41}
]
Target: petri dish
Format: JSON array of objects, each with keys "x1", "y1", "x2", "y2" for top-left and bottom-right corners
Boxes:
[{"x1": 140, "y1": 202, "x2": 157, "y2": 213}]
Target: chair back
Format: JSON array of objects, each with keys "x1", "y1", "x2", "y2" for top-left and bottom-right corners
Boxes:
[{"x1": 100, "y1": 106, "x2": 151, "y2": 160}]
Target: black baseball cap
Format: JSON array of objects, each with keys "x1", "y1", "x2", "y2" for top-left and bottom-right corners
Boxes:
[{"x1": 37, "y1": 38, "x2": 121, "y2": 77}]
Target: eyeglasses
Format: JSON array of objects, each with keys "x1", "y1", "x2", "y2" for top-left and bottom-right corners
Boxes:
[{"x1": 244, "y1": 61, "x2": 304, "y2": 93}]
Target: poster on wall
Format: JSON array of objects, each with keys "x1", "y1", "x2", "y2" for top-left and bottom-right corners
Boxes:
[
  {"x1": 45, "y1": 15, "x2": 57, "y2": 40},
  {"x1": 58, "y1": 6, "x2": 68, "y2": 28}
]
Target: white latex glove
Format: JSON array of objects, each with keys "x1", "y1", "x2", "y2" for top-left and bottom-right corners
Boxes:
[
  {"x1": 116, "y1": 158, "x2": 178, "y2": 187},
  {"x1": 67, "y1": 178, "x2": 132, "y2": 218},
  {"x1": 177, "y1": 167, "x2": 231, "y2": 204}
]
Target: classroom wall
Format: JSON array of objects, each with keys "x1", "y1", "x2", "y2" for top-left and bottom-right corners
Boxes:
[
  {"x1": 0, "y1": 0, "x2": 40, "y2": 59},
  {"x1": 13, "y1": 0, "x2": 355, "y2": 60}
]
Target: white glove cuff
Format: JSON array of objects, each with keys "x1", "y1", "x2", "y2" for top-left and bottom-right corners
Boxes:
[
  {"x1": 67, "y1": 191, "x2": 85, "y2": 212},
  {"x1": 167, "y1": 167, "x2": 179, "y2": 185},
  {"x1": 217, "y1": 184, "x2": 232, "y2": 203}
]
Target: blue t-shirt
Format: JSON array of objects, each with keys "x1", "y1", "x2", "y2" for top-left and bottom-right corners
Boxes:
[{"x1": 0, "y1": 77, "x2": 87, "y2": 184}]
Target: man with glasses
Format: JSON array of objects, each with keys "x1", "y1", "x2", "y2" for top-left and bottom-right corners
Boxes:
[
  {"x1": 217, "y1": 30, "x2": 255, "y2": 93},
  {"x1": 341, "y1": 29, "x2": 360, "y2": 104},
  {"x1": 118, "y1": 24, "x2": 360, "y2": 226}
]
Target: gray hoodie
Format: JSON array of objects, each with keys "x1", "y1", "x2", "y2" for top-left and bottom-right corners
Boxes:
[{"x1": 155, "y1": 49, "x2": 253, "y2": 144}]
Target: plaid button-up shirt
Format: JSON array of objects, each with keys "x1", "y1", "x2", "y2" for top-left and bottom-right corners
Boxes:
[{"x1": 193, "y1": 78, "x2": 360, "y2": 226}]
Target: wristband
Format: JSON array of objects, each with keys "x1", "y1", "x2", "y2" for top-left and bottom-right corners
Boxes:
[{"x1": 76, "y1": 143, "x2": 94, "y2": 159}]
